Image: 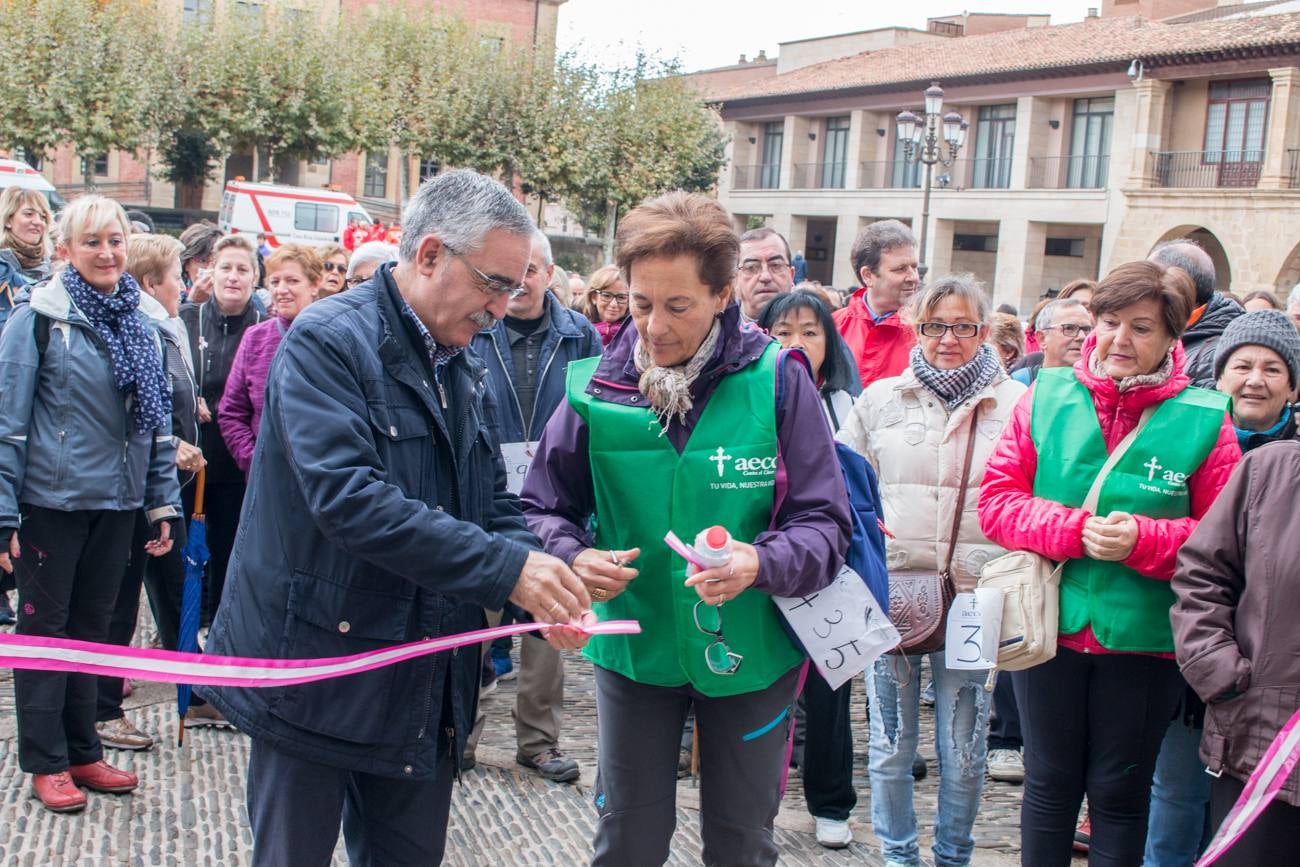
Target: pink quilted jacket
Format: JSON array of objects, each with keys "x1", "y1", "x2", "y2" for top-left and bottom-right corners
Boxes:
[{"x1": 978, "y1": 337, "x2": 1240, "y2": 652}]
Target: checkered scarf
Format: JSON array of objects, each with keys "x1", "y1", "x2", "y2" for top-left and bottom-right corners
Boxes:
[{"x1": 909, "y1": 342, "x2": 1002, "y2": 411}]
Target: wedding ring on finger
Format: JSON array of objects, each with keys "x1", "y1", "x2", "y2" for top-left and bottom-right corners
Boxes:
[
  {"x1": 548, "y1": 602, "x2": 563, "y2": 620},
  {"x1": 590, "y1": 587, "x2": 608, "y2": 601}
]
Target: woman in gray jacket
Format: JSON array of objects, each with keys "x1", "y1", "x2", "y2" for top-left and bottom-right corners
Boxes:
[{"x1": 0, "y1": 196, "x2": 181, "y2": 813}]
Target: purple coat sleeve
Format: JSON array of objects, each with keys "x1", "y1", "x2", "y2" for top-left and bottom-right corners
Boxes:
[
  {"x1": 521, "y1": 355, "x2": 851, "y2": 597},
  {"x1": 520, "y1": 403, "x2": 593, "y2": 568},
  {"x1": 753, "y1": 355, "x2": 851, "y2": 596},
  {"x1": 218, "y1": 335, "x2": 257, "y2": 476}
]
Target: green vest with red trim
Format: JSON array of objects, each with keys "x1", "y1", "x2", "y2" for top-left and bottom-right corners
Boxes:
[
  {"x1": 565, "y1": 344, "x2": 802, "y2": 697},
  {"x1": 1030, "y1": 368, "x2": 1228, "y2": 652}
]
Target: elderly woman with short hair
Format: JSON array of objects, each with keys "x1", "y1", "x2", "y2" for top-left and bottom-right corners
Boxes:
[
  {"x1": 979, "y1": 260, "x2": 1240, "y2": 865},
  {"x1": 838, "y1": 273, "x2": 1024, "y2": 867},
  {"x1": 317, "y1": 242, "x2": 348, "y2": 298},
  {"x1": 524, "y1": 191, "x2": 850, "y2": 866},
  {"x1": 0, "y1": 196, "x2": 181, "y2": 811},
  {"x1": 345, "y1": 240, "x2": 398, "y2": 290}
]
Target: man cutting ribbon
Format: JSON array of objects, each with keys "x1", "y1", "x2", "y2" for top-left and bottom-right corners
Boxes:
[{"x1": 203, "y1": 170, "x2": 591, "y2": 866}]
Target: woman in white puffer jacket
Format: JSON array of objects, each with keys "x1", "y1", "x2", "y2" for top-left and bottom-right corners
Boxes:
[{"x1": 836, "y1": 273, "x2": 1024, "y2": 867}]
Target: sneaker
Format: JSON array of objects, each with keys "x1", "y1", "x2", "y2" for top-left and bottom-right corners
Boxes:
[
  {"x1": 921, "y1": 679, "x2": 936, "y2": 707},
  {"x1": 0, "y1": 593, "x2": 15, "y2": 626},
  {"x1": 493, "y1": 655, "x2": 516, "y2": 681},
  {"x1": 517, "y1": 748, "x2": 580, "y2": 783},
  {"x1": 911, "y1": 752, "x2": 928, "y2": 780},
  {"x1": 183, "y1": 704, "x2": 235, "y2": 729},
  {"x1": 31, "y1": 771, "x2": 86, "y2": 813},
  {"x1": 96, "y1": 716, "x2": 154, "y2": 751},
  {"x1": 814, "y1": 817, "x2": 852, "y2": 849},
  {"x1": 1073, "y1": 811, "x2": 1091, "y2": 853},
  {"x1": 987, "y1": 748, "x2": 1025, "y2": 783}
]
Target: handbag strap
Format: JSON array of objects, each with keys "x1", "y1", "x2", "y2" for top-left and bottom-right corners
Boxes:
[
  {"x1": 941, "y1": 409, "x2": 981, "y2": 580},
  {"x1": 1081, "y1": 404, "x2": 1156, "y2": 514}
]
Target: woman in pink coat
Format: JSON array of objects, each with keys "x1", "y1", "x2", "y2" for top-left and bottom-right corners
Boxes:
[
  {"x1": 218, "y1": 245, "x2": 322, "y2": 476},
  {"x1": 977, "y1": 260, "x2": 1240, "y2": 867}
]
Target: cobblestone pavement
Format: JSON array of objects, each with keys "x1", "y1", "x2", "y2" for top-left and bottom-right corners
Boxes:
[{"x1": 0, "y1": 616, "x2": 1040, "y2": 865}]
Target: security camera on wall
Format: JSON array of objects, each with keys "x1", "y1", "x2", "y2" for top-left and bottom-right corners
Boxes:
[{"x1": 1127, "y1": 59, "x2": 1144, "y2": 82}]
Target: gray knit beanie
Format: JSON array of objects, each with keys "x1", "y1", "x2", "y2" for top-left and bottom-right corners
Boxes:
[{"x1": 1213, "y1": 309, "x2": 1300, "y2": 387}]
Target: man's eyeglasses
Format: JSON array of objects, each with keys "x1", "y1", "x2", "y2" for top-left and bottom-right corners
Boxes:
[
  {"x1": 918, "y1": 322, "x2": 981, "y2": 339},
  {"x1": 737, "y1": 257, "x2": 790, "y2": 277},
  {"x1": 694, "y1": 600, "x2": 743, "y2": 675},
  {"x1": 594, "y1": 290, "x2": 629, "y2": 305},
  {"x1": 1042, "y1": 323, "x2": 1093, "y2": 338},
  {"x1": 322, "y1": 261, "x2": 346, "y2": 274},
  {"x1": 446, "y1": 247, "x2": 526, "y2": 300}
]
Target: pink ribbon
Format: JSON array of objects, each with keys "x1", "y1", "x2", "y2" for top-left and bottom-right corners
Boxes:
[
  {"x1": 0, "y1": 620, "x2": 640, "y2": 689},
  {"x1": 1195, "y1": 705, "x2": 1300, "y2": 866}
]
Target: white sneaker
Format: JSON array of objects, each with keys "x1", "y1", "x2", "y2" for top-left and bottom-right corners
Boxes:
[
  {"x1": 987, "y1": 748, "x2": 1025, "y2": 783},
  {"x1": 814, "y1": 817, "x2": 852, "y2": 849}
]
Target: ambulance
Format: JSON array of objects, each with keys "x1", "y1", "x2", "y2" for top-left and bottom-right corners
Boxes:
[
  {"x1": 0, "y1": 159, "x2": 65, "y2": 211},
  {"x1": 218, "y1": 180, "x2": 373, "y2": 248}
]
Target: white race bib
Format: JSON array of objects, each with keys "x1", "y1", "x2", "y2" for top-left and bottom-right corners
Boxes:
[
  {"x1": 944, "y1": 587, "x2": 1004, "y2": 670},
  {"x1": 775, "y1": 565, "x2": 899, "y2": 690},
  {"x1": 499, "y1": 440, "x2": 539, "y2": 496}
]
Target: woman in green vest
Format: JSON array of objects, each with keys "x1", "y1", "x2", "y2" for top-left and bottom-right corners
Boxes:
[
  {"x1": 979, "y1": 260, "x2": 1241, "y2": 867},
  {"x1": 521, "y1": 191, "x2": 851, "y2": 866}
]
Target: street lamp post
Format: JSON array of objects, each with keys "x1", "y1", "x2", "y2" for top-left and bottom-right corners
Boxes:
[{"x1": 896, "y1": 82, "x2": 967, "y2": 271}]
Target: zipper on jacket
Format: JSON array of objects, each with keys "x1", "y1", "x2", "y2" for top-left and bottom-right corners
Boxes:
[
  {"x1": 416, "y1": 651, "x2": 437, "y2": 740},
  {"x1": 489, "y1": 338, "x2": 527, "y2": 436},
  {"x1": 530, "y1": 341, "x2": 564, "y2": 435}
]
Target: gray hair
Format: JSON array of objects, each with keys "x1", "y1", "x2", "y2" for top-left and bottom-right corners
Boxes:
[
  {"x1": 1288, "y1": 282, "x2": 1300, "y2": 310},
  {"x1": 347, "y1": 241, "x2": 398, "y2": 280},
  {"x1": 911, "y1": 273, "x2": 991, "y2": 326},
  {"x1": 1035, "y1": 297, "x2": 1088, "y2": 332},
  {"x1": 850, "y1": 219, "x2": 915, "y2": 282},
  {"x1": 1150, "y1": 240, "x2": 1215, "y2": 305},
  {"x1": 398, "y1": 169, "x2": 533, "y2": 263},
  {"x1": 532, "y1": 228, "x2": 554, "y2": 268}
]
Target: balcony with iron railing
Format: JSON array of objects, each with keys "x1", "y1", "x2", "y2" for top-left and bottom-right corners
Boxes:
[
  {"x1": 789, "y1": 161, "x2": 849, "y2": 189},
  {"x1": 730, "y1": 163, "x2": 782, "y2": 191},
  {"x1": 1151, "y1": 150, "x2": 1264, "y2": 189},
  {"x1": 856, "y1": 162, "x2": 921, "y2": 190},
  {"x1": 1027, "y1": 154, "x2": 1110, "y2": 189}
]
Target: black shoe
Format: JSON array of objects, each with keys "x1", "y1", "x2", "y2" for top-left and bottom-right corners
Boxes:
[
  {"x1": 0, "y1": 595, "x2": 15, "y2": 626},
  {"x1": 517, "y1": 748, "x2": 580, "y2": 783},
  {"x1": 911, "y1": 752, "x2": 928, "y2": 780}
]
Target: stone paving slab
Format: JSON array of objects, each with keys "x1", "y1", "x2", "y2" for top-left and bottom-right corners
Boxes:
[{"x1": 0, "y1": 617, "x2": 1037, "y2": 865}]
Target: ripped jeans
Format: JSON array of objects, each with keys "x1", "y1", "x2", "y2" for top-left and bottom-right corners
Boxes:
[{"x1": 866, "y1": 652, "x2": 991, "y2": 867}]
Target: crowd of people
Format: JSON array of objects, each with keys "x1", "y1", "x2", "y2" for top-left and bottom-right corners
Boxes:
[{"x1": 0, "y1": 170, "x2": 1295, "y2": 867}]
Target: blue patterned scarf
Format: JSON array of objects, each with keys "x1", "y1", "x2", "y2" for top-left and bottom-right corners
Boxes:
[{"x1": 63, "y1": 267, "x2": 171, "y2": 435}]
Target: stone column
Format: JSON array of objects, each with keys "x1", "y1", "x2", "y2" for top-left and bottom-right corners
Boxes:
[
  {"x1": 1011, "y1": 96, "x2": 1051, "y2": 189},
  {"x1": 833, "y1": 216, "x2": 863, "y2": 288},
  {"x1": 992, "y1": 219, "x2": 1046, "y2": 311},
  {"x1": 1125, "y1": 79, "x2": 1173, "y2": 187},
  {"x1": 1259, "y1": 67, "x2": 1300, "y2": 189}
]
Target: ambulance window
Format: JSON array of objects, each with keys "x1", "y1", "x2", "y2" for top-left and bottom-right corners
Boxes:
[{"x1": 295, "y1": 202, "x2": 338, "y2": 233}]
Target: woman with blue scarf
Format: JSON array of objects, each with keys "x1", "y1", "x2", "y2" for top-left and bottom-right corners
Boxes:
[
  {"x1": 0, "y1": 196, "x2": 182, "y2": 813},
  {"x1": 1213, "y1": 309, "x2": 1300, "y2": 452}
]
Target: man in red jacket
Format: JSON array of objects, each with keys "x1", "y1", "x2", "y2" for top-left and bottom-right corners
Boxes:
[{"x1": 833, "y1": 220, "x2": 920, "y2": 387}]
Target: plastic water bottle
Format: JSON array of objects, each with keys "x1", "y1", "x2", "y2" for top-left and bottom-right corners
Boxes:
[{"x1": 686, "y1": 525, "x2": 733, "y2": 577}]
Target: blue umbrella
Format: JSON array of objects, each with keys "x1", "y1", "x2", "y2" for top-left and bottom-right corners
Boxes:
[{"x1": 177, "y1": 467, "x2": 209, "y2": 746}]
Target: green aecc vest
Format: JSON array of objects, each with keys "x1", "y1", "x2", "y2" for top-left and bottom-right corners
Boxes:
[
  {"x1": 566, "y1": 344, "x2": 802, "y2": 697},
  {"x1": 1030, "y1": 368, "x2": 1228, "y2": 652}
]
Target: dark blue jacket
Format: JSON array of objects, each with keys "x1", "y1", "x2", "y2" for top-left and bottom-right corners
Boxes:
[
  {"x1": 470, "y1": 292, "x2": 602, "y2": 442},
  {"x1": 205, "y1": 265, "x2": 538, "y2": 779}
]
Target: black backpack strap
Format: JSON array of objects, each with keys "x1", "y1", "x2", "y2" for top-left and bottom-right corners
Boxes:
[{"x1": 34, "y1": 312, "x2": 50, "y2": 362}]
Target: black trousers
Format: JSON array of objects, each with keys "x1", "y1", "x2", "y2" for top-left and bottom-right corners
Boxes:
[
  {"x1": 1208, "y1": 773, "x2": 1300, "y2": 867},
  {"x1": 203, "y1": 480, "x2": 244, "y2": 625},
  {"x1": 988, "y1": 670, "x2": 1022, "y2": 751},
  {"x1": 801, "y1": 668, "x2": 856, "y2": 821},
  {"x1": 13, "y1": 507, "x2": 135, "y2": 773},
  {"x1": 1014, "y1": 647, "x2": 1182, "y2": 867},
  {"x1": 246, "y1": 738, "x2": 455, "y2": 866},
  {"x1": 95, "y1": 510, "x2": 189, "y2": 722}
]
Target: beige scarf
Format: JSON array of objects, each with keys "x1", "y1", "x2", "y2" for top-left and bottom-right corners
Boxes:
[{"x1": 633, "y1": 319, "x2": 723, "y2": 430}]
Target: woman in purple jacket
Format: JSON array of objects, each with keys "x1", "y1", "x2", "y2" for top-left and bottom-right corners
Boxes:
[
  {"x1": 521, "y1": 191, "x2": 850, "y2": 866},
  {"x1": 218, "y1": 244, "x2": 322, "y2": 476}
]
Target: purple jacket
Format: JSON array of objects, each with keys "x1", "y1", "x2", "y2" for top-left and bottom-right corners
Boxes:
[
  {"x1": 218, "y1": 316, "x2": 287, "y2": 476},
  {"x1": 522, "y1": 304, "x2": 850, "y2": 597}
]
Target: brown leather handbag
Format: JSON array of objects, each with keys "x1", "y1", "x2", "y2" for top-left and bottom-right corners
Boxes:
[{"x1": 887, "y1": 411, "x2": 980, "y2": 654}]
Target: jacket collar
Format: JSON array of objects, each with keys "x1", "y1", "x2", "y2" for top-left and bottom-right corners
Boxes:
[
  {"x1": 28, "y1": 272, "x2": 87, "y2": 325},
  {"x1": 843, "y1": 288, "x2": 907, "y2": 327},
  {"x1": 481, "y1": 291, "x2": 583, "y2": 346}
]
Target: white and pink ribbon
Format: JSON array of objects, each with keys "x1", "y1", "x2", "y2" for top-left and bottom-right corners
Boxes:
[
  {"x1": 0, "y1": 619, "x2": 640, "y2": 689},
  {"x1": 1195, "y1": 705, "x2": 1300, "y2": 866}
]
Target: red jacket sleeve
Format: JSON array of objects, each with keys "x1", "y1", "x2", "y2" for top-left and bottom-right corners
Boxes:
[
  {"x1": 218, "y1": 337, "x2": 257, "y2": 476},
  {"x1": 978, "y1": 386, "x2": 1089, "y2": 561},
  {"x1": 1122, "y1": 412, "x2": 1241, "y2": 580}
]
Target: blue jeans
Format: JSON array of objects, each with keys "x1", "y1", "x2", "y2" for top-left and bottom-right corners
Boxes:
[
  {"x1": 1143, "y1": 719, "x2": 1211, "y2": 867},
  {"x1": 867, "y1": 652, "x2": 992, "y2": 867}
]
